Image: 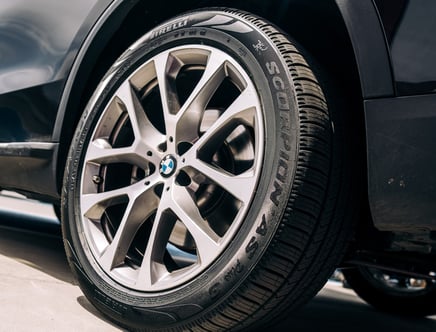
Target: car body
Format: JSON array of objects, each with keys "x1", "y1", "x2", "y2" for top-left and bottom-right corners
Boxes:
[{"x1": 1, "y1": 0, "x2": 436, "y2": 329}]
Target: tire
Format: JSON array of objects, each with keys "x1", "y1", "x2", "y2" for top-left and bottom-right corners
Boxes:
[
  {"x1": 343, "y1": 267, "x2": 436, "y2": 316},
  {"x1": 62, "y1": 8, "x2": 355, "y2": 331}
]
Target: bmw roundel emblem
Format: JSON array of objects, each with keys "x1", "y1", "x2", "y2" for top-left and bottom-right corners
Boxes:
[{"x1": 160, "y1": 155, "x2": 177, "y2": 177}]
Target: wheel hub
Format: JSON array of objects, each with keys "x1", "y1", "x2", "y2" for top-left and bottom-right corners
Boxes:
[{"x1": 159, "y1": 155, "x2": 177, "y2": 177}]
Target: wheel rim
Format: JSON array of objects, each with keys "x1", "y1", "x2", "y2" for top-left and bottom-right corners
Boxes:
[{"x1": 79, "y1": 45, "x2": 264, "y2": 291}]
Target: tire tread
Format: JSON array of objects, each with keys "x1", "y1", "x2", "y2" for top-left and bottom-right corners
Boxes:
[{"x1": 190, "y1": 9, "x2": 355, "y2": 331}]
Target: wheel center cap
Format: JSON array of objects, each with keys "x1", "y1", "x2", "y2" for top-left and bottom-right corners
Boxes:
[{"x1": 160, "y1": 155, "x2": 177, "y2": 177}]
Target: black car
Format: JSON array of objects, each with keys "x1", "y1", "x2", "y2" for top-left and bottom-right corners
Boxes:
[{"x1": 1, "y1": 0, "x2": 436, "y2": 330}]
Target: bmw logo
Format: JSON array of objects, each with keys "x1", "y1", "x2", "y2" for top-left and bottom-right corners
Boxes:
[{"x1": 160, "y1": 155, "x2": 177, "y2": 177}]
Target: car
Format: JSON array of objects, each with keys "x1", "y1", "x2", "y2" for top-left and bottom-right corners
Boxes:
[
  {"x1": 1, "y1": 0, "x2": 436, "y2": 330},
  {"x1": 342, "y1": 267, "x2": 436, "y2": 316}
]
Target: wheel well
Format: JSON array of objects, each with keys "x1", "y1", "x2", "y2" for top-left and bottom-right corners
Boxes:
[{"x1": 56, "y1": 0, "x2": 367, "y2": 213}]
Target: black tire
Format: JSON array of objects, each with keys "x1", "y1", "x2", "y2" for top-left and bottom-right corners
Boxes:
[
  {"x1": 343, "y1": 267, "x2": 436, "y2": 316},
  {"x1": 62, "y1": 8, "x2": 355, "y2": 331}
]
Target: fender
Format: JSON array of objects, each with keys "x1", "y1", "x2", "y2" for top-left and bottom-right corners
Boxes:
[
  {"x1": 335, "y1": 0, "x2": 394, "y2": 98},
  {"x1": 0, "y1": 0, "x2": 124, "y2": 200},
  {"x1": 53, "y1": 0, "x2": 137, "y2": 142},
  {"x1": 48, "y1": 0, "x2": 138, "y2": 198}
]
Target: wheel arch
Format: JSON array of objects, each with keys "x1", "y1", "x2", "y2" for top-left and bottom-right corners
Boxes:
[
  {"x1": 53, "y1": 0, "x2": 392, "y2": 201},
  {"x1": 53, "y1": 0, "x2": 168, "y2": 192},
  {"x1": 53, "y1": 0, "x2": 216, "y2": 192}
]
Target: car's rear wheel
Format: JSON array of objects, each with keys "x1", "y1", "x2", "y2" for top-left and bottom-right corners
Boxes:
[
  {"x1": 62, "y1": 8, "x2": 355, "y2": 331},
  {"x1": 343, "y1": 267, "x2": 436, "y2": 316}
]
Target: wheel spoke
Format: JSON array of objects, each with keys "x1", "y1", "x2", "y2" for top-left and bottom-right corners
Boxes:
[
  {"x1": 137, "y1": 188, "x2": 175, "y2": 288},
  {"x1": 86, "y1": 139, "x2": 155, "y2": 169},
  {"x1": 189, "y1": 87, "x2": 258, "y2": 155},
  {"x1": 154, "y1": 51, "x2": 179, "y2": 151},
  {"x1": 186, "y1": 159, "x2": 255, "y2": 204},
  {"x1": 81, "y1": 174, "x2": 160, "y2": 220},
  {"x1": 175, "y1": 51, "x2": 228, "y2": 144},
  {"x1": 170, "y1": 185, "x2": 220, "y2": 265},
  {"x1": 99, "y1": 188, "x2": 160, "y2": 270},
  {"x1": 116, "y1": 81, "x2": 166, "y2": 153}
]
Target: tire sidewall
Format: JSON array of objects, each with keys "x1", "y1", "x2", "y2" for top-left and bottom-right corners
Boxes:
[{"x1": 63, "y1": 9, "x2": 299, "y2": 327}]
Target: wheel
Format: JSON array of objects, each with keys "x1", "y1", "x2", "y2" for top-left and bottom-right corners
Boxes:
[
  {"x1": 343, "y1": 267, "x2": 436, "y2": 316},
  {"x1": 62, "y1": 8, "x2": 354, "y2": 331}
]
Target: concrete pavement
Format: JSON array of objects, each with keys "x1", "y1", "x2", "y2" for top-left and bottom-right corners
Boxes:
[
  {"x1": 0, "y1": 193, "x2": 122, "y2": 331},
  {"x1": 0, "y1": 192, "x2": 435, "y2": 331}
]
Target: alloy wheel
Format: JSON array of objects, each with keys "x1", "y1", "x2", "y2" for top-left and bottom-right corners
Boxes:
[{"x1": 79, "y1": 45, "x2": 264, "y2": 291}]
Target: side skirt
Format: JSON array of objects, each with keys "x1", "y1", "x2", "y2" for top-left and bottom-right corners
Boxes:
[{"x1": 0, "y1": 142, "x2": 59, "y2": 202}]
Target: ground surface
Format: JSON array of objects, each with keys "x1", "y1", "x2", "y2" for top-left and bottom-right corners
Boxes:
[{"x1": 0, "y1": 193, "x2": 435, "y2": 331}]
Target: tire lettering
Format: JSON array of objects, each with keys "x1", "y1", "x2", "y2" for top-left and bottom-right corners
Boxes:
[
  {"x1": 278, "y1": 91, "x2": 290, "y2": 110},
  {"x1": 266, "y1": 61, "x2": 280, "y2": 75},
  {"x1": 280, "y1": 150, "x2": 290, "y2": 160},
  {"x1": 245, "y1": 236, "x2": 258, "y2": 259},
  {"x1": 209, "y1": 283, "x2": 221, "y2": 300},
  {"x1": 238, "y1": 47, "x2": 248, "y2": 57},
  {"x1": 93, "y1": 289, "x2": 128, "y2": 314},
  {"x1": 276, "y1": 159, "x2": 288, "y2": 183},
  {"x1": 270, "y1": 181, "x2": 283, "y2": 206},
  {"x1": 265, "y1": 59, "x2": 293, "y2": 206},
  {"x1": 256, "y1": 214, "x2": 268, "y2": 236},
  {"x1": 150, "y1": 19, "x2": 188, "y2": 39},
  {"x1": 224, "y1": 259, "x2": 244, "y2": 282},
  {"x1": 246, "y1": 214, "x2": 268, "y2": 260},
  {"x1": 174, "y1": 31, "x2": 186, "y2": 38},
  {"x1": 266, "y1": 61, "x2": 291, "y2": 113},
  {"x1": 281, "y1": 133, "x2": 292, "y2": 152},
  {"x1": 273, "y1": 76, "x2": 285, "y2": 90}
]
